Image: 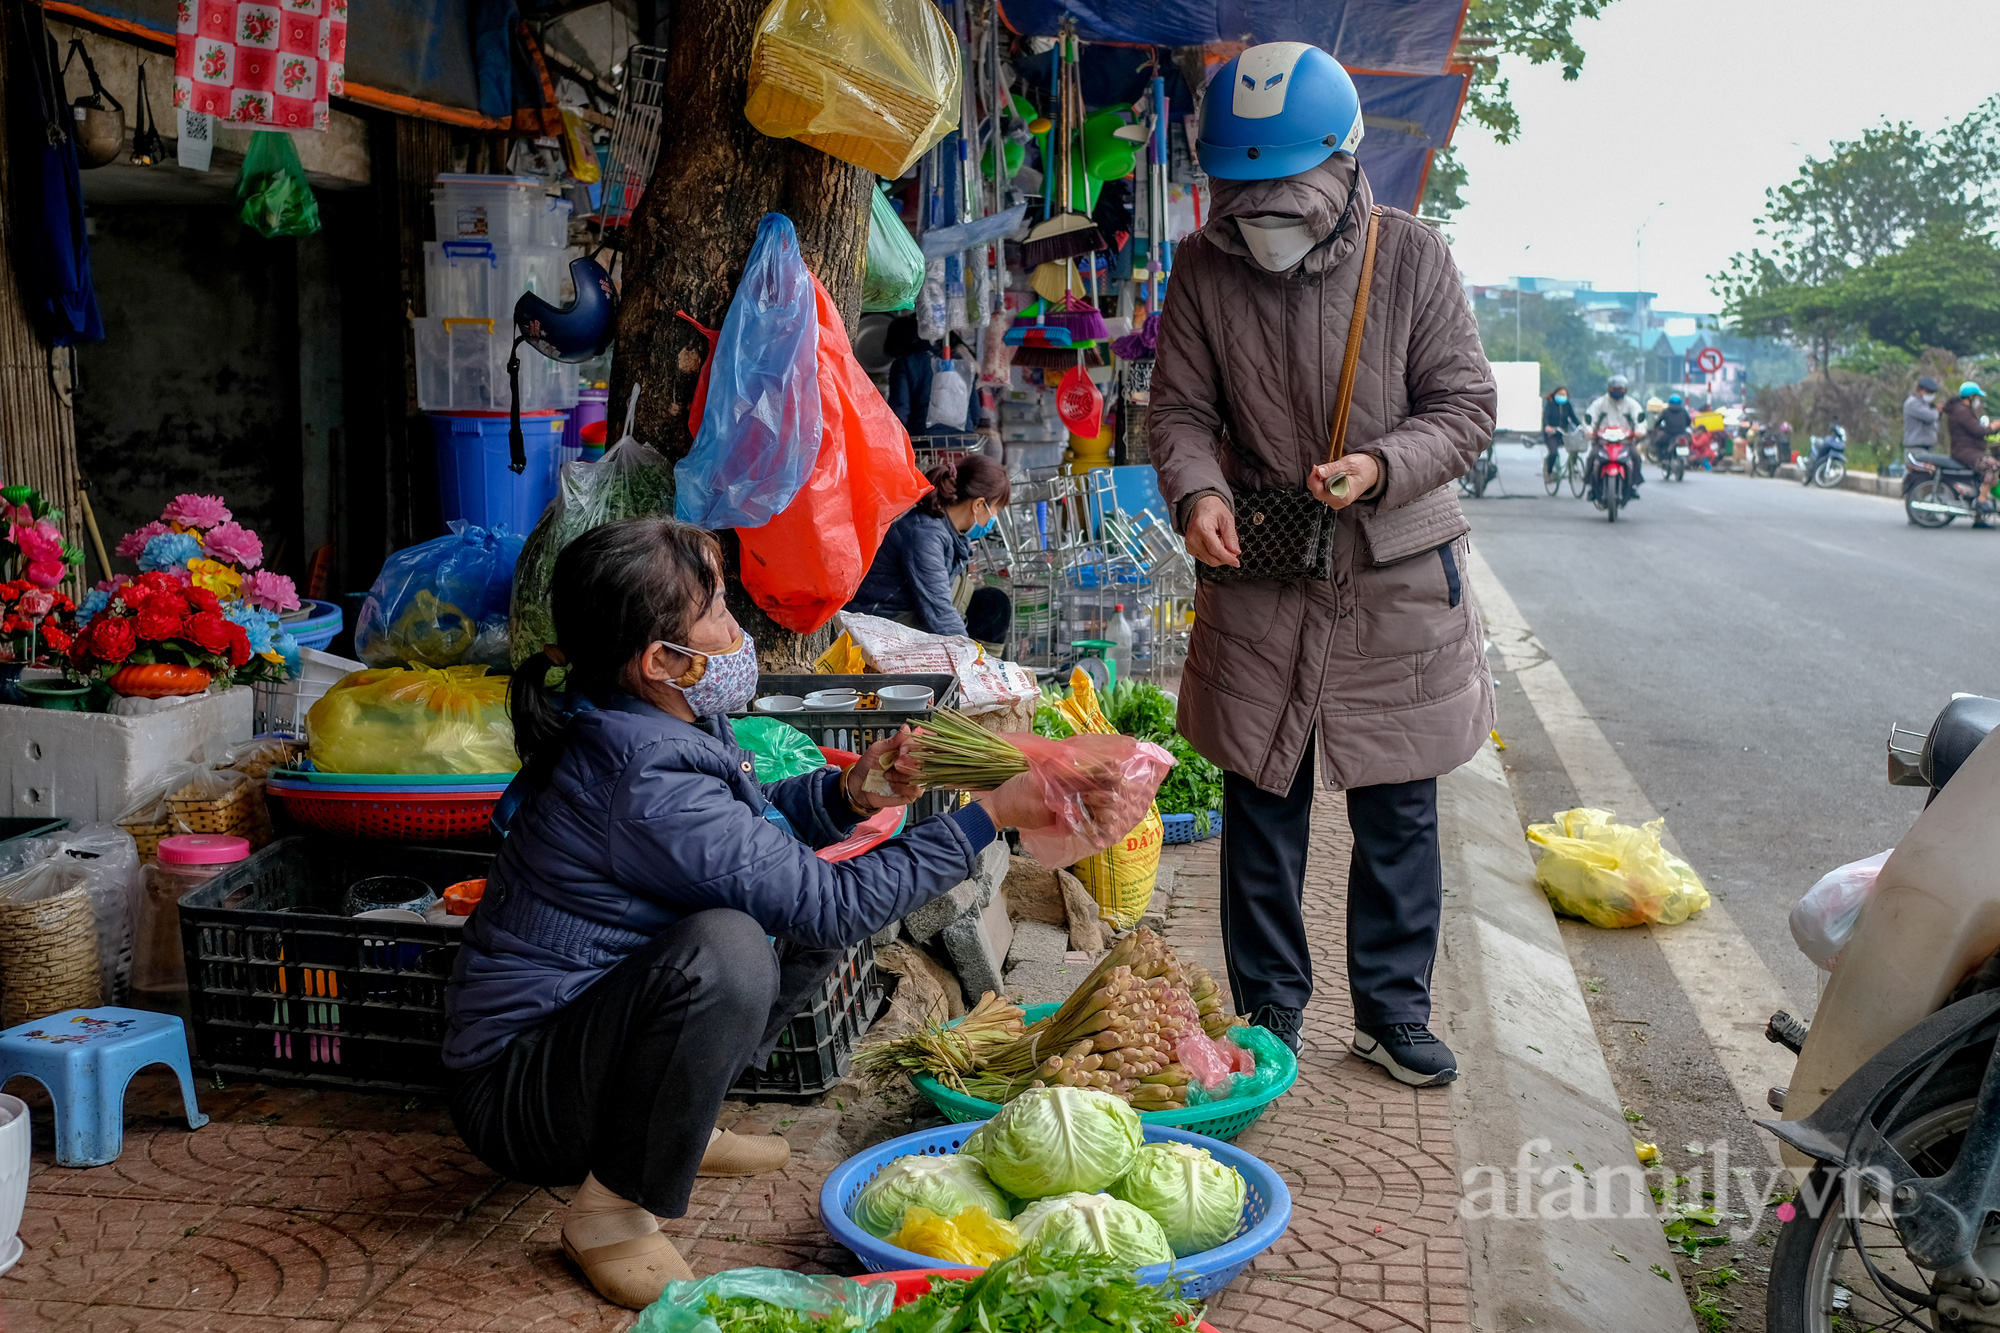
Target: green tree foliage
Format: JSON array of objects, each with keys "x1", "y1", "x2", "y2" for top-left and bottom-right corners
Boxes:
[
  {"x1": 1420, "y1": 145, "x2": 1467, "y2": 220},
  {"x1": 1471, "y1": 289, "x2": 1628, "y2": 394},
  {"x1": 1716, "y1": 98, "x2": 2000, "y2": 361}
]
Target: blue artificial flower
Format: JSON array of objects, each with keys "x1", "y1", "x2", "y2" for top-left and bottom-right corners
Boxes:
[
  {"x1": 77, "y1": 588, "x2": 109, "y2": 627},
  {"x1": 138, "y1": 532, "x2": 201, "y2": 573},
  {"x1": 224, "y1": 604, "x2": 278, "y2": 656},
  {"x1": 275, "y1": 630, "x2": 302, "y2": 678}
]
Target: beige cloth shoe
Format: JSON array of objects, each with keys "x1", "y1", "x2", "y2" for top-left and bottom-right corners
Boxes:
[
  {"x1": 562, "y1": 1173, "x2": 694, "y2": 1309},
  {"x1": 698, "y1": 1128, "x2": 791, "y2": 1177}
]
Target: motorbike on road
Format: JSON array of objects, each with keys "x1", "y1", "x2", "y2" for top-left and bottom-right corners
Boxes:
[
  {"x1": 1587, "y1": 422, "x2": 1639, "y2": 521},
  {"x1": 1801, "y1": 429, "x2": 1849, "y2": 488},
  {"x1": 1903, "y1": 446, "x2": 1993, "y2": 527},
  {"x1": 1654, "y1": 431, "x2": 1691, "y2": 483},
  {"x1": 1762, "y1": 696, "x2": 2000, "y2": 1330}
]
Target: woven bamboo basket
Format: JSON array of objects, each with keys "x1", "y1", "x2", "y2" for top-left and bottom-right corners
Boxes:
[
  {"x1": 168, "y1": 776, "x2": 269, "y2": 845},
  {"x1": 0, "y1": 883, "x2": 101, "y2": 1026},
  {"x1": 118, "y1": 815, "x2": 173, "y2": 864},
  {"x1": 746, "y1": 33, "x2": 947, "y2": 178}
]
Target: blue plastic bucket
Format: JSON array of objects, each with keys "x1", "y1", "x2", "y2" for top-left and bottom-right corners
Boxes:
[
  {"x1": 428, "y1": 411, "x2": 565, "y2": 535},
  {"x1": 289, "y1": 599, "x2": 344, "y2": 651}
]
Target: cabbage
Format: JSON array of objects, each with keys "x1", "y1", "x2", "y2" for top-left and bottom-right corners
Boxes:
[
  {"x1": 961, "y1": 1087, "x2": 1143, "y2": 1199},
  {"x1": 852, "y1": 1153, "x2": 1012, "y2": 1238},
  {"x1": 1013, "y1": 1192, "x2": 1174, "y2": 1267},
  {"x1": 1108, "y1": 1141, "x2": 1247, "y2": 1256}
]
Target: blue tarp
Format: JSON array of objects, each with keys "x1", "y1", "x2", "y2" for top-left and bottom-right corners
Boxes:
[
  {"x1": 1000, "y1": 0, "x2": 1468, "y2": 76},
  {"x1": 1352, "y1": 71, "x2": 1465, "y2": 212}
]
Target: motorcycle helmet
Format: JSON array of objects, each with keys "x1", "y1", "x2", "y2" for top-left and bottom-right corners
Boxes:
[
  {"x1": 1917, "y1": 376, "x2": 1941, "y2": 393},
  {"x1": 509, "y1": 254, "x2": 617, "y2": 474},
  {"x1": 1196, "y1": 42, "x2": 1362, "y2": 181},
  {"x1": 62, "y1": 39, "x2": 124, "y2": 170},
  {"x1": 1960, "y1": 380, "x2": 1986, "y2": 400},
  {"x1": 1667, "y1": 393, "x2": 1683, "y2": 404}
]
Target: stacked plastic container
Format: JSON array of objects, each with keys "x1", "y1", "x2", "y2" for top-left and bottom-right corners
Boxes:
[{"x1": 416, "y1": 175, "x2": 580, "y2": 532}]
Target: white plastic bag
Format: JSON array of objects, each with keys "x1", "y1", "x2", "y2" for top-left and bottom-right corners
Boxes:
[
  {"x1": 0, "y1": 824, "x2": 143, "y2": 1000},
  {"x1": 1790, "y1": 849, "x2": 1892, "y2": 970},
  {"x1": 834, "y1": 612, "x2": 1038, "y2": 715},
  {"x1": 927, "y1": 357, "x2": 971, "y2": 429}
]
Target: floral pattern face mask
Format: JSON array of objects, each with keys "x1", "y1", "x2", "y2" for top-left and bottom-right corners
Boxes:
[{"x1": 658, "y1": 632, "x2": 758, "y2": 716}]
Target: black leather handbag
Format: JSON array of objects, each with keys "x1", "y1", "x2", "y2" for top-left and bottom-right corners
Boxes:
[{"x1": 1198, "y1": 208, "x2": 1379, "y2": 583}]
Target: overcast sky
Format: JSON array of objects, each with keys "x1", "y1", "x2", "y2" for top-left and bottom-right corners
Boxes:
[{"x1": 1446, "y1": 0, "x2": 1995, "y2": 314}]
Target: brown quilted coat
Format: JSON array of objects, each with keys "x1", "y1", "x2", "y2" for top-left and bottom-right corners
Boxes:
[{"x1": 1149, "y1": 155, "x2": 1497, "y2": 795}]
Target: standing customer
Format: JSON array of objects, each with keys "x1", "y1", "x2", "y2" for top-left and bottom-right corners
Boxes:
[
  {"x1": 847, "y1": 455, "x2": 1010, "y2": 639},
  {"x1": 1904, "y1": 376, "x2": 1941, "y2": 451},
  {"x1": 1150, "y1": 42, "x2": 1496, "y2": 1087}
]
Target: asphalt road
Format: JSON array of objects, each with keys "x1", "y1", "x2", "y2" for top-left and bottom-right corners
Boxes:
[{"x1": 1465, "y1": 442, "x2": 2000, "y2": 1330}]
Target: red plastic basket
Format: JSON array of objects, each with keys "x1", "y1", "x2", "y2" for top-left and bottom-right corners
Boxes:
[
  {"x1": 852, "y1": 1270, "x2": 1219, "y2": 1330},
  {"x1": 270, "y1": 787, "x2": 499, "y2": 839}
]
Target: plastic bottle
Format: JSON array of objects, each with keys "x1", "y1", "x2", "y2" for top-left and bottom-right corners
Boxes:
[
  {"x1": 1107, "y1": 603, "x2": 1135, "y2": 682},
  {"x1": 1130, "y1": 604, "x2": 1154, "y2": 678}
]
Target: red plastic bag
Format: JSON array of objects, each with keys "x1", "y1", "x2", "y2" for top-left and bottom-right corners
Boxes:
[
  {"x1": 1003, "y1": 731, "x2": 1175, "y2": 870},
  {"x1": 739, "y1": 272, "x2": 932, "y2": 632}
]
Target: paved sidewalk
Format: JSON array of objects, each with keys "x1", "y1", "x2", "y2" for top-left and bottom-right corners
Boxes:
[{"x1": 2, "y1": 785, "x2": 1488, "y2": 1333}]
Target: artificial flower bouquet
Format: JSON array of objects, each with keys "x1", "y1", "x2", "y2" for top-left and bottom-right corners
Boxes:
[
  {"x1": 0, "y1": 484, "x2": 81, "y2": 664},
  {"x1": 69, "y1": 494, "x2": 304, "y2": 694}
]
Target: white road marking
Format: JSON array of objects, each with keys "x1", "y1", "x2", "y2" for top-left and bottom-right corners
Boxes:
[{"x1": 1468, "y1": 541, "x2": 1799, "y2": 1156}]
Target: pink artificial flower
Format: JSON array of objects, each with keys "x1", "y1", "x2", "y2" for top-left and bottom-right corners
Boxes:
[
  {"x1": 12, "y1": 520, "x2": 63, "y2": 565},
  {"x1": 25, "y1": 560, "x2": 63, "y2": 591},
  {"x1": 1, "y1": 504, "x2": 31, "y2": 528},
  {"x1": 161, "y1": 494, "x2": 232, "y2": 529},
  {"x1": 202, "y1": 520, "x2": 264, "y2": 569},
  {"x1": 242, "y1": 569, "x2": 300, "y2": 613},
  {"x1": 115, "y1": 520, "x2": 170, "y2": 560},
  {"x1": 17, "y1": 589, "x2": 53, "y2": 618}
]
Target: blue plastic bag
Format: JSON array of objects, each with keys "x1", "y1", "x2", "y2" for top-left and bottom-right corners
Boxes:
[
  {"x1": 355, "y1": 521, "x2": 526, "y2": 669},
  {"x1": 676, "y1": 213, "x2": 822, "y2": 530}
]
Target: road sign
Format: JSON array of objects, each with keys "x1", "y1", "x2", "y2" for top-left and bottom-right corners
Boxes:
[{"x1": 1694, "y1": 346, "x2": 1725, "y2": 375}]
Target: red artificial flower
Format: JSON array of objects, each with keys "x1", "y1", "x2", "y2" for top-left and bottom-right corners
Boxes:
[
  {"x1": 87, "y1": 617, "x2": 136, "y2": 663},
  {"x1": 223, "y1": 620, "x2": 251, "y2": 667},
  {"x1": 185, "y1": 611, "x2": 234, "y2": 656},
  {"x1": 41, "y1": 625, "x2": 70, "y2": 652},
  {"x1": 186, "y1": 587, "x2": 221, "y2": 614},
  {"x1": 135, "y1": 601, "x2": 186, "y2": 642}
]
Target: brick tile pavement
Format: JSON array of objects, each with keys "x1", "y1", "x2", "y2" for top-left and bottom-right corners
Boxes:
[{"x1": 2, "y1": 786, "x2": 1470, "y2": 1331}]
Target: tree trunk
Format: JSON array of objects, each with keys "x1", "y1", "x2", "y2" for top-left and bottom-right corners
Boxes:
[{"x1": 611, "y1": 0, "x2": 873, "y2": 672}]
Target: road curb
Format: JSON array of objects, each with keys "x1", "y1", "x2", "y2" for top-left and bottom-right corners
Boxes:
[
  {"x1": 1772, "y1": 462, "x2": 1899, "y2": 497},
  {"x1": 1436, "y1": 739, "x2": 1698, "y2": 1333}
]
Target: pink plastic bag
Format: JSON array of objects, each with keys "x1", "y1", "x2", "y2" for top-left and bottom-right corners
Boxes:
[
  {"x1": 1175, "y1": 1033, "x2": 1238, "y2": 1093},
  {"x1": 1004, "y1": 731, "x2": 1175, "y2": 869}
]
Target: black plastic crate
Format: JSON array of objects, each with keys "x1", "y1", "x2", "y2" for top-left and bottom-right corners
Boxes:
[
  {"x1": 744, "y1": 674, "x2": 962, "y2": 821},
  {"x1": 727, "y1": 937, "x2": 884, "y2": 1100},
  {"x1": 0, "y1": 817, "x2": 67, "y2": 845},
  {"x1": 176, "y1": 837, "x2": 493, "y2": 1094}
]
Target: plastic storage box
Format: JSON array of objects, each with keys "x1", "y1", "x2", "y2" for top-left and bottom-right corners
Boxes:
[
  {"x1": 431, "y1": 174, "x2": 544, "y2": 245},
  {"x1": 414, "y1": 318, "x2": 580, "y2": 413},
  {"x1": 429, "y1": 412, "x2": 565, "y2": 533},
  {"x1": 422, "y1": 240, "x2": 570, "y2": 325}
]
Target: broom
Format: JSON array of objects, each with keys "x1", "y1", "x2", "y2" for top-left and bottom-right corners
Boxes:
[
  {"x1": 1018, "y1": 30, "x2": 1102, "y2": 268},
  {"x1": 1011, "y1": 343, "x2": 1105, "y2": 370}
]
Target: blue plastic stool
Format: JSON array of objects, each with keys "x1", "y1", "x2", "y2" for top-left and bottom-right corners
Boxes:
[{"x1": 0, "y1": 1008, "x2": 208, "y2": 1167}]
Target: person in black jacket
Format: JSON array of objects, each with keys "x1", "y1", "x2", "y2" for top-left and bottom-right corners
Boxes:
[
  {"x1": 1652, "y1": 393, "x2": 1694, "y2": 464},
  {"x1": 1541, "y1": 386, "x2": 1580, "y2": 483},
  {"x1": 846, "y1": 454, "x2": 1011, "y2": 638}
]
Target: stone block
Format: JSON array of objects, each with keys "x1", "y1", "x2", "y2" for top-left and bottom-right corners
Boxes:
[
  {"x1": 1001, "y1": 920, "x2": 1089, "y2": 1007},
  {"x1": 1001, "y1": 854, "x2": 1066, "y2": 927},
  {"x1": 941, "y1": 879, "x2": 1014, "y2": 1002},
  {"x1": 903, "y1": 838, "x2": 1010, "y2": 943},
  {"x1": 1057, "y1": 868, "x2": 1104, "y2": 952}
]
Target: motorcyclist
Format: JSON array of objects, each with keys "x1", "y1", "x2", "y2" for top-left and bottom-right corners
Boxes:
[
  {"x1": 1541, "y1": 385, "x2": 1580, "y2": 482},
  {"x1": 1652, "y1": 392, "x2": 1693, "y2": 464},
  {"x1": 1944, "y1": 380, "x2": 2000, "y2": 515},
  {"x1": 1584, "y1": 374, "x2": 1644, "y2": 496},
  {"x1": 1904, "y1": 376, "x2": 1941, "y2": 450}
]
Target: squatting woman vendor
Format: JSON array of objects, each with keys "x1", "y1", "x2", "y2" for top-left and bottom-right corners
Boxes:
[{"x1": 443, "y1": 518, "x2": 1145, "y2": 1310}]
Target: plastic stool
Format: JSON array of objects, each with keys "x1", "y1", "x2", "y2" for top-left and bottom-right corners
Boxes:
[{"x1": 0, "y1": 1008, "x2": 208, "y2": 1167}]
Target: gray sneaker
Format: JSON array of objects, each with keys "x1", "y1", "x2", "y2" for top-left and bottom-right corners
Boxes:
[{"x1": 1353, "y1": 1023, "x2": 1458, "y2": 1087}]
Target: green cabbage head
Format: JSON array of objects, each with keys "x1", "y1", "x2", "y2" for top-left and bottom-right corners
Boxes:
[
  {"x1": 961, "y1": 1087, "x2": 1143, "y2": 1199},
  {"x1": 852, "y1": 1153, "x2": 1012, "y2": 1239},
  {"x1": 1013, "y1": 1192, "x2": 1175, "y2": 1267},
  {"x1": 1108, "y1": 1141, "x2": 1247, "y2": 1256}
]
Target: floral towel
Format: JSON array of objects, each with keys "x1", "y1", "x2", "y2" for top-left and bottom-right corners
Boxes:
[{"x1": 174, "y1": 0, "x2": 348, "y2": 132}]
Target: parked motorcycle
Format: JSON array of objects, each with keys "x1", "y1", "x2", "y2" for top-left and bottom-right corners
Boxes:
[
  {"x1": 1903, "y1": 446, "x2": 1992, "y2": 527},
  {"x1": 1588, "y1": 422, "x2": 1639, "y2": 521},
  {"x1": 1460, "y1": 438, "x2": 1500, "y2": 499},
  {"x1": 1800, "y1": 428, "x2": 1848, "y2": 488},
  {"x1": 1762, "y1": 696, "x2": 2000, "y2": 1330},
  {"x1": 1750, "y1": 424, "x2": 1788, "y2": 478}
]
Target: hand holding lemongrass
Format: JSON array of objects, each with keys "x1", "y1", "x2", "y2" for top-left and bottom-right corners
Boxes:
[{"x1": 844, "y1": 727, "x2": 923, "y2": 812}]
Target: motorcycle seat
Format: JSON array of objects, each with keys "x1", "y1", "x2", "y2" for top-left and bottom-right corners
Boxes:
[
  {"x1": 1922, "y1": 695, "x2": 2000, "y2": 789},
  {"x1": 1910, "y1": 450, "x2": 1970, "y2": 472}
]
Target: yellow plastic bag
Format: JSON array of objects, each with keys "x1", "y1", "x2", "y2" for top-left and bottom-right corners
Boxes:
[
  {"x1": 1526, "y1": 807, "x2": 1711, "y2": 929},
  {"x1": 306, "y1": 667, "x2": 519, "y2": 776},
  {"x1": 814, "y1": 631, "x2": 867, "y2": 675},
  {"x1": 1061, "y1": 668, "x2": 1164, "y2": 926},
  {"x1": 888, "y1": 1206, "x2": 1020, "y2": 1266},
  {"x1": 745, "y1": 0, "x2": 960, "y2": 178}
]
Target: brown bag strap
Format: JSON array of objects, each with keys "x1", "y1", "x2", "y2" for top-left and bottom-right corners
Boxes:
[{"x1": 1327, "y1": 207, "x2": 1382, "y2": 464}]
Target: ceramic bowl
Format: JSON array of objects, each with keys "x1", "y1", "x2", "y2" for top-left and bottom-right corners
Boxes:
[
  {"x1": 754, "y1": 695, "x2": 806, "y2": 713},
  {"x1": 804, "y1": 689, "x2": 861, "y2": 710},
  {"x1": 877, "y1": 685, "x2": 935, "y2": 711}
]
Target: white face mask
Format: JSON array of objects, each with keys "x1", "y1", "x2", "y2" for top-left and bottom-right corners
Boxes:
[{"x1": 1237, "y1": 213, "x2": 1317, "y2": 272}]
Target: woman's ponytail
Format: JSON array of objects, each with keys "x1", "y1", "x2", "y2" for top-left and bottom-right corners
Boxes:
[{"x1": 919, "y1": 463, "x2": 958, "y2": 516}]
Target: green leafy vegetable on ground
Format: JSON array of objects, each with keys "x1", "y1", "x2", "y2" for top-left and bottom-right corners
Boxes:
[
  {"x1": 697, "y1": 1295, "x2": 864, "y2": 1333},
  {"x1": 1035, "y1": 689, "x2": 1076, "y2": 740},
  {"x1": 875, "y1": 1251, "x2": 1200, "y2": 1333},
  {"x1": 1105, "y1": 682, "x2": 1177, "y2": 745},
  {"x1": 1156, "y1": 735, "x2": 1223, "y2": 832}
]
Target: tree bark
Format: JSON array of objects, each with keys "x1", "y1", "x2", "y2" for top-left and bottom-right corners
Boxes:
[{"x1": 611, "y1": 0, "x2": 873, "y2": 671}]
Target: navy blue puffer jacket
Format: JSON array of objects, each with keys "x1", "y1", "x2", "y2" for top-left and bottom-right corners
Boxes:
[
  {"x1": 443, "y1": 694, "x2": 992, "y2": 1069},
  {"x1": 846, "y1": 508, "x2": 970, "y2": 636}
]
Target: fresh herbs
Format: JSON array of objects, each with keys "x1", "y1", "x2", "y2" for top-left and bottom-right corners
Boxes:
[
  {"x1": 902, "y1": 708, "x2": 1031, "y2": 790},
  {"x1": 876, "y1": 1251, "x2": 1201, "y2": 1333},
  {"x1": 696, "y1": 1294, "x2": 864, "y2": 1333},
  {"x1": 1154, "y1": 736, "x2": 1222, "y2": 831},
  {"x1": 1033, "y1": 689, "x2": 1075, "y2": 740},
  {"x1": 1104, "y1": 682, "x2": 1176, "y2": 746}
]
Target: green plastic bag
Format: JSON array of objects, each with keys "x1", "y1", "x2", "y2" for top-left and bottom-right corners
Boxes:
[
  {"x1": 236, "y1": 131, "x2": 321, "y2": 238},
  {"x1": 1184, "y1": 1024, "x2": 1292, "y2": 1106},
  {"x1": 632, "y1": 1268, "x2": 894, "y2": 1333},
  {"x1": 731, "y1": 716, "x2": 829, "y2": 781},
  {"x1": 862, "y1": 185, "x2": 923, "y2": 313}
]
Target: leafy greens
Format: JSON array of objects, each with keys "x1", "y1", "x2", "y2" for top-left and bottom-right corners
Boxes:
[{"x1": 874, "y1": 1251, "x2": 1200, "y2": 1333}]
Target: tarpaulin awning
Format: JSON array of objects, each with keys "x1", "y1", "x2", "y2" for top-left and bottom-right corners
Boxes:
[
  {"x1": 999, "y1": 0, "x2": 1469, "y2": 76},
  {"x1": 1352, "y1": 70, "x2": 1466, "y2": 212}
]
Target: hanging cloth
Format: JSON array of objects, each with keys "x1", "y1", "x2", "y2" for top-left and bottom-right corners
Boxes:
[
  {"x1": 174, "y1": 0, "x2": 348, "y2": 131},
  {"x1": 6, "y1": 5, "x2": 102, "y2": 346}
]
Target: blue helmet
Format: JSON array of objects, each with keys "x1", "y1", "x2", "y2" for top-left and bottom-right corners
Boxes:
[
  {"x1": 1961, "y1": 380, "x2": 1987, "y2": 399},
  {"x1": 1668, "y1": 393, "x2": 1682, "y2": 404},
  {"x1": 1197, "y1": 42, "x2": 1362, "y2": 182},
  {"x1": 515, "y1": 255, "x2": 617, "y2": 363}
]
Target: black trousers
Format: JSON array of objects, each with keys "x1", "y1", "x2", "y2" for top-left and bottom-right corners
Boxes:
[
  {"x1": 447, "y1": 909, "x2": 842, "y2": 1216},
  {"x1": 1220, "y1": 732, "x2": 1443, "y2": 1031}
]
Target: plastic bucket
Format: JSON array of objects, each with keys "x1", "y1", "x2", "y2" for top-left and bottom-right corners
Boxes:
[
  {"x1": 288, "y1": 599, "x2": 344, "y2": 651},
  {"x1": 429, "y1": 412, "x2": 565, "y2": 535}
]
